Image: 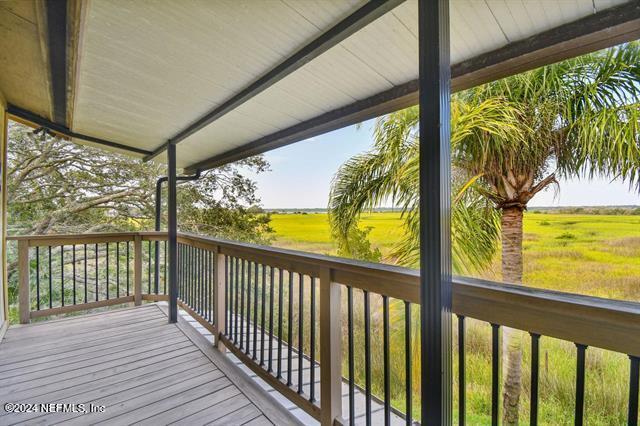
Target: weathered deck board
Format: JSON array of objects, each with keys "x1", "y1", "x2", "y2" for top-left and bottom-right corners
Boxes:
[
  {"x1": 0, "y1": 304, "x2": 300, "y2": 426},
  {"x1": 200, "y1": 313, "x2": 407, "y2": 426}
]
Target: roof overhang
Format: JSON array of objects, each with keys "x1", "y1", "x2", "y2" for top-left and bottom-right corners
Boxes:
[{"x1": 1, "y1": 0, "x2": 638, "y2": 171}]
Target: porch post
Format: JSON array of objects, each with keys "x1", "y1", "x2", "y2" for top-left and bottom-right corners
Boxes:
[
  {"x1": 419, "y1": 0, "x2": 452, "y2": 424},
  {"x1": 167, "y1": 144, "x2": 178, "y2": 323}
]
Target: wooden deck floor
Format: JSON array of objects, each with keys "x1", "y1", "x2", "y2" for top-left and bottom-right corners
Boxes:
[
  {"x1": 0, "y1": 304, "x2": 300, "y2": 426},
  {"x1": 183, "y1": 309, "x2": 406, "y2": 426}
]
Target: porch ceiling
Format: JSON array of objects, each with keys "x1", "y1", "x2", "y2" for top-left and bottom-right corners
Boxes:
[{"x1": 1, "y1": 0, "x2": 639, "y2": 169}]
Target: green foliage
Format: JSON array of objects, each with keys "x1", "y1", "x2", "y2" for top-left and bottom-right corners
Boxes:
[
  {"x1": 6, "y1": 122, "x2": 273, "y2": 307},
  {"x1": 328, "y1": 100, "x2": 505, "y2": 272},
  {"x1": 329, "y1": 42, "x2": 639, "y2": 275},
  {"x1": 334, "y1": 225, "x2": 382, "y2": 262},
  {"x1": 7, "y1": 123, "x2": 162, "y2": 235},
  {"x1": 555, "y1": 232, "x2": 576, "y2": 240},
  {"x1": 173, "y1": 156, "x2": 274, "y2": 244}
]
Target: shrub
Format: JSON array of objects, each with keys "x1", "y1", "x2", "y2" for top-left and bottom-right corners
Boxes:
[{"x1": 556, "y1": 232, "x2": 576, "y2": 240}]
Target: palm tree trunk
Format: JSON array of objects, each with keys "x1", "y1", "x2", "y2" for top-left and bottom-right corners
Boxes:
[
  {"x1": 501, "y1": 206, "x2": 523, "y2": 283},
  {"x1": 501, "y1": 206, "x2": 524, "y2": 425}
]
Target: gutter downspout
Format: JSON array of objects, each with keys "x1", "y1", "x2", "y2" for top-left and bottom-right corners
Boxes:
[{"x1": 154, "y1": 170, "x2": 201, "y2": 294}]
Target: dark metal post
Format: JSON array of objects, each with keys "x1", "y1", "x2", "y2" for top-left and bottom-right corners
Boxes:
[
  {"x1": 155, "y1": 171, "x2": 200, "y2": 294},
  {"x1": 419, "y1": 0, "x2": 452, "y2": 424},
  {"x1": 168, "y1": 144, "x2": 178, "y2": 323},
  {"x1": 154, "y1": 177, "x2": 167, "y2": 294}
]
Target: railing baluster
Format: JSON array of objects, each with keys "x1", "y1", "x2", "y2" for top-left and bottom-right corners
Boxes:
[
  {"x1": 186, "y1": 244, "x2": 189, "y2": 302},
  {"x1": 206, "y1": 249, "x2": 210, "y2": 320},
  {"x1": 530, "y1": 333, "x2": 540, "y2": 426},
  {"x1": 61, "y1": 245, "x2": 64, "y2": 306},
  {"x1": 224, "y1": 255, "x2": 229, "y2": 335},
  {"x1": 177, "y1": 244, "x2": 180, "y2": 299},
  {"x1": 197, "y1": 248, "x2": 202, "y2": 314},
  {"x1": 84, "y1": 244, "x2": 88, "y2": 303},
  {"x1": 211, "y1": 250, "x2": 214, "y2": 320},
  {"x1": 253, "y1": 262, "x2": 259, "y2": 360},
  {"x1": 575, "y1": 344, "x2": 587, "y2": 426},
  {"x1": 184, "y1": 244, "x2": 188, "y2": 301},
  {"x1": 235, "y1": 257, "x2": 240, "y2": 344},
  {"x1": 186, "y1": 247, "x2": 190, "y2": 302},
  {"x1": 164, "y1": 240, "x2": 167, "y2": 295},
  {"x1": 309, "y1": 276, "x2": 316, "y2": 402},
  {"x1": 383, "y1": 294, "x2": 390, "y2": 426},
  {"x1": 94, "y1": 244, "x2": 98, "y2": 302},
  {"x1": 215, "y1": 249, "x2": 225, "y2": 349},
  {"x1": 405, "y1": 301, "x2": 412, "y2": 426},
  {"x1": 227, "y1": 255, "x2": 233, "y2": 340},
  {"x1": 260, "y1": 265, "x2": 267, "y2": 368},
  {"x1": 116, "y1": 242, "x2": 120, "y2": 298},
  {"x1": 240, "y1": 259, "x2": 245, "y2": 349},
  {"x1": 261, "y1": 264, "x2": 267, "y2": 366},
  {"x1": 134, "y1": 237, "x2": 143, "y2": 305},
  {"x1": 348, "y1": 285, "x2": 355, "y2": 426},
  {"x1": 105, "y1": 242, "x2": 109, "y2": 300},
  {"x1": 231, "y1": 255, "x2": 235, "y2": 341},
  {"x1": 195, "y1": 246, "x2": 198, "y2": 308},
  {"x1": 18, "y1": 240, "x2": 30, "y2": 323},
  {"x1": 49, "y1": 245, "x2": 53, "y2": 308},
  {"x1": 199, "y1": 248, "x2": 203, "y2": 314},
  {"x1": 184, "y1": 245, "x2": 188, "y2": 304},
  {"x1": 200, "y1": 248, "x2": 204, "y2": 315},
  {"x1": 246, "y1": 261, "x2": 252, "y2": 356},
  {"x1": 126, "y1": 241, "x2": 130, "y2": 296},
  {"x1": 277, "y1": 267, "x2": 284, "y2": 380},
  {"x1": 458, "y1": 315, "x2": 466, "y2": 426},
  {"x1": 287, "y1": 270, "x2": 294, "y2": 387},
  {"x1": 182, "y1": 244, "x2": 186, "y2": 301},
  {"x1": 298, "y1": 273, "x2": 304, "y2": 394},
  {"x1": 629, "y1": 355, "x2": 639, "y2": 426},
  {"x1": 196, "y1": 247, "x2": 200, "y2": 311},
  {"x1": 36, "y1": 247, "x2": 40, "y2": 311},
  {"x1": 192, "y1": 247, "x2": 197, "y2": 309},
  {"x1": 491, "y1": 323, "x2": 500, "y2": 426},
  {"x1": 364, "y1": 290, "x2": 371, "y2": 426},
  {"x1": 208, "y1": 250, "x2": 212, "y2": 322},
  {"x1": 189, "y1": 245, "x2": 193, "y2": 307},
  {"x1": 72, "y1": 245, "x2": 76, "y2": 305},
  {"x1": 268, "y1": 266, "x2": 275, "y2": 373},
  {"x1": 147, "y1": 240, "x2": 152, "y2": 294}
]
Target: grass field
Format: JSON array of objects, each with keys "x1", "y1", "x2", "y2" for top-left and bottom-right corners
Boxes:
[
  {"x1": 269, "y1": 211, "x2": 640, "y2": 424},
  {"x1": 270, "y1": 211, "x2": 640, "y2": 301}
]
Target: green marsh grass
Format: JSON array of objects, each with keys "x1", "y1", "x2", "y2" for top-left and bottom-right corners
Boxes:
[{"x1": 270, "y1": 212, "x2": 639, "y2": 424}]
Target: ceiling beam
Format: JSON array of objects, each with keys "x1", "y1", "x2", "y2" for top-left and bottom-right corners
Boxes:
[
  {"x1": 8, "y1": 105, "x2": 153, "y2": 156},
  {"x1": 45, "y1": 0, "x2": 68, "y2": 126},
  {"x1": 184, "y1": 1, "x2": 640, "y2": 173},
  {"x1": 143, "y1": 0, "x2": 405, "y2": 162}
]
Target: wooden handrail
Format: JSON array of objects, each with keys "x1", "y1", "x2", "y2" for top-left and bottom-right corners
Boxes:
[
  {"x1": 177, "y1": 231, "x2": 640, "y2": 357},
  {"x1": 9, "y1": 230, "x2": 640, "y2": 355}
]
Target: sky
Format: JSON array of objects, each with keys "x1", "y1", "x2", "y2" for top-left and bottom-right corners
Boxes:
[{"x1": 245, "y1": 121, "x2": 640, "y2": 209}]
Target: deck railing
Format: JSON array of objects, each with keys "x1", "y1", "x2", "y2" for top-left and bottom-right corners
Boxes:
[
  {"x1": 7, "y1": 232, "x2": 640, "y2": 425},
  {"x1": 9, "y1": 232, "x2": 169, "y2": 322}
]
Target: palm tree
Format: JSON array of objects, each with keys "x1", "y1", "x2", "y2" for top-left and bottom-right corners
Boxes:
[{"x1": 329, "y1": 42, "x2": 640, "y2": 424}]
